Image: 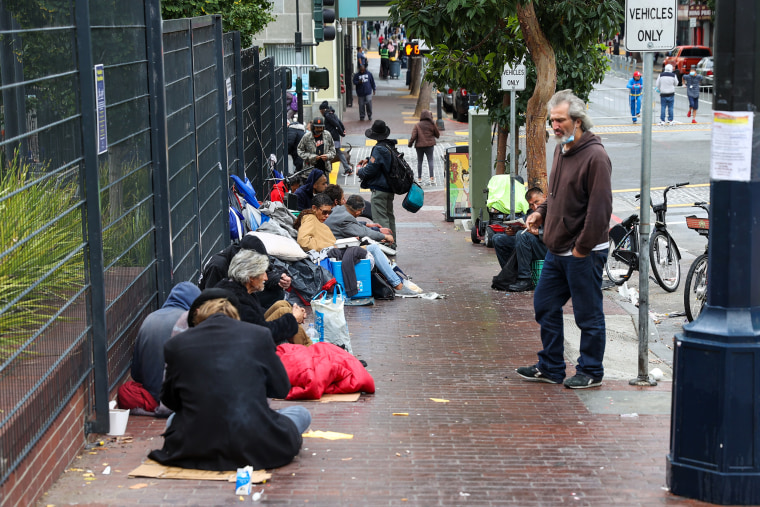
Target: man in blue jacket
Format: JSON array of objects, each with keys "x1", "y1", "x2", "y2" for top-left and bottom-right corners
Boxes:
[
  {"x1": 357, "y1": 120, "x2": 397, "y2": 246},
  {"x1": 352, "y1": 65, "x2": 376, "y2": 121}
]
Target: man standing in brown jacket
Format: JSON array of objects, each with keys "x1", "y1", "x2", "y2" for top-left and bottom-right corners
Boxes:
[{"x1": 516, "y1": 89, "x2": 612, "y2": 389}]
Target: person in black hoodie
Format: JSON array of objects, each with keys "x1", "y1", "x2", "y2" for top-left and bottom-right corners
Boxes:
[
  {"x1": 148, "y1": 291, "x2": 310, "y2": 471},
  {"x1": 319, "y1": 101, "x2": 353, "y2": 175},
  {"x1": 294, "y1": 167, "x2": 328, "y2": 210}
]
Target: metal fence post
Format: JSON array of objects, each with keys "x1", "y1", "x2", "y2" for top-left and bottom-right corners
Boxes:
[
  {"x1": 145, "y1": 0, "x2": 173, "y2": 300},
  {"x1": 233, "y1": 32, "x2": 246, "y2": 178},
  {"x1": 74, "y1": 0, "x2": 109, "y2": 434},
  {"x1": 212, "y1": 15, "x2": 229, "y2": 246}
]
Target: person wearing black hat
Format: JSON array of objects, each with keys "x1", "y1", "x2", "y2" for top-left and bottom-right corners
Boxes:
[
  {"x1": 319, "y1": 102, "x2": 353, "y2": 175},
  {"x1": 356, "y1": 119, "x2": 398, "y2": 246},
  {"x1": 297, "y1": 117, "x2": 336, "y2": 175},
  {"x1": 149, "y1": 288, "x2": 311, "y2": 472}
]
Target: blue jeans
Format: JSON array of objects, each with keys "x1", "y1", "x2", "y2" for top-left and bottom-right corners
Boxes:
[
  {"x1": 533, "y1": 250, "x2": 608, "y2": 381},
  {"x1": 493, "y1": 233, "x2": 516, "y2": 268},
  {"x1": 660, "y1": 95, "x2": 674, "y2": 122},
  {"x1": 629, "y1": 94, "x2": 641, "y2": 121},
  {"x1": 515, "y1": 232, "x2": 548, "y2": 280},
  {"x1": 367, "y1": 243, "x2": 402, "y2": 287},
  {"x1": 278, "y1": 406, "x2": 312, "y2": 434}
]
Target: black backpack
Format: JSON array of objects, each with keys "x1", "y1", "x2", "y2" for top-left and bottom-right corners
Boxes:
[{"x1": 377, "y1": 141, "x2": 414, "y2": 195}]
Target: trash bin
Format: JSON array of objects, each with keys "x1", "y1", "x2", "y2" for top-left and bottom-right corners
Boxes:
[{"x1": 389, "y1": 59, "x2": 401, "y2": 79}]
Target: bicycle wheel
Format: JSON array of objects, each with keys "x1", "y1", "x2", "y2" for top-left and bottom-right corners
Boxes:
[
  {"x1": 684, "y1": 253, "x2": 708, "y2": 322},
  {"x1": 650, "y1": 230, "x2": 681, "y2": 292},
  {"x1": 605, "y1": 228, "x2": 635, "y2": 284}
]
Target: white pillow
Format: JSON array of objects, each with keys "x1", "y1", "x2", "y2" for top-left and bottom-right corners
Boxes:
[{"x1": 249, "y1": 231, "x2": 307, "y2": 261}]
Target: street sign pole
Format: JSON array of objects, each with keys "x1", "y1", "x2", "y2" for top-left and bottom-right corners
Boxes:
[
  {"x1": 624, "y1": 0, "x2": 677, "y2": 387},
  {"x1": 500, "y1": 63, "x2": 525, "y2": 220},
  {"x1": 667, "y1": 0, "x2": 760, "y2": 503},
  {"x1": 509, "y1": 89, "x2": 516, "y2": 220},
  {"x1": 630, "y1": 50, "x2": 656, "y2": 387}
]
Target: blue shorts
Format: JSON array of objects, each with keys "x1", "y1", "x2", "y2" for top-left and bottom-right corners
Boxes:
[{"x1": 688, "y1": 96, "x2": 699, "y2": 110}]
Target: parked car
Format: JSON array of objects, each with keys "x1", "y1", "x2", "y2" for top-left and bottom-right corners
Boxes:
[
  {"x1": 441, "y1": 86, "x2": 478, "y2": 122},
  {"x1": 662, "y1": 45, "x2": 712, "y2": 84},
  {"x1": 695, "y1": 56, "x2": 713, "y2": 90}
]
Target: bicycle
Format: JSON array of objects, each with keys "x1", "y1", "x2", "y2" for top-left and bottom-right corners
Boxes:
[
  {"x1": 683, "y1": 202, "x2": 710, "y2": 322},
  {"x1": 605, "y1": 182, "x2": 688, "y2": 292}
]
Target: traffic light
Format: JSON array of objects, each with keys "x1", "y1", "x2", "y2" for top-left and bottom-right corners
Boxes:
[{"x1": 313, "y1": 0, "x2": 336, "y2": 43}]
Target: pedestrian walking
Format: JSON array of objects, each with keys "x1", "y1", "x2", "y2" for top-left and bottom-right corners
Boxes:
[
  {"x1": 357, "y1": 120, "x2": 398, "y2": 247},
  {"x1": 352, "y1": 65, "x2": 376, "y2": 121},
  {"x1": 319, "y1": 101, "x2": 353, "y2": 175},
  {"x1": 682, "y1": 66, "x2": 703, "y2": 123},
  {"x1": 286, "y1": 91, "x2": 298, "y2": 121},
  {"x1": 516, "y1": 89, "x2": 612, "y2": 389},
  {"x1": 655, "y1": 64, "x2": 678, "y2": 126},
  {"x1": 408, "y1": 110, "x2": 440, "y2": 186},
  {"x1": 626, "y1": 71, "x2": 643, "y2": 123},
  {"x1": 357, "y1": 47, "x2": 368, "y2": 69}
]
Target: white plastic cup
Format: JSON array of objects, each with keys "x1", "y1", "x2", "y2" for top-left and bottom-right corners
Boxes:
[{"x1": 108, "y1": 408, "x2": 130, "y2": 436}]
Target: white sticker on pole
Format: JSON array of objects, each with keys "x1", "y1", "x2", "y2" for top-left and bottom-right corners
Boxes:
[
  {"x1": 624, "y1": 0, "x2": 677, "y2": 52},
  {"x1": 500, "y1": 63, "x2": 526, "y2": 91},
  {"x1": 710, "y1": 111, "x2": 754, "y2": 182}
]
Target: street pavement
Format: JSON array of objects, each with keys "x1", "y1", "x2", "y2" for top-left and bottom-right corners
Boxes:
[{"x1": 38, "y1": 40, "x2": 716, "y2": 506}]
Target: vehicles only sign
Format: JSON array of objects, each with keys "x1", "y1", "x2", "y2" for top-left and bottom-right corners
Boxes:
[
  {"x1": 500, "y1": 63, "x2": 526, "y2": 91},
  {"x1": 625, "y1": 0, "x2": 677, "y2": 52}
]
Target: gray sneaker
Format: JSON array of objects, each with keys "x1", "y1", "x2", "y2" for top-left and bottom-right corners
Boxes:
[
  {"x1": 563, "y1": 373, "x2": 603, "y2": 389},
  {"x1": 515, "y1": 365, "x2": 559, "y2": 384},
  {"x1": 395, "y1": 284, "x2": 419, "y2": 296}
]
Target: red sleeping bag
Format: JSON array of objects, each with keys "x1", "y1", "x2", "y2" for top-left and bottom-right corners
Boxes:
[{"x1": 276, "y1": 343, "x2": 375, "y2": 400}]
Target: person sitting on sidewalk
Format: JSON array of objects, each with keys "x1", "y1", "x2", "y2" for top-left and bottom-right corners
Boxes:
[
  {"x1": 198, "y1": 234, "x2": 292, "y2": 311},
  {"x1": 293, "y1": 167, "x2": 328, "y2": 211},
  {"x1": 215, "y1": 250, "x2": 312, "y2": 346},
  {"x1": 148, "y1": 290, "x2": 310, "y2": 471},
  {"x1": 296, "y1": 193, "x2": 421, "y2": 295},
  {"x1": 492, "y1": 188, "x2": 548, "y2": 292},
  {"x1": 123, "y1": 282, "x2": 200, "y2": 415}
]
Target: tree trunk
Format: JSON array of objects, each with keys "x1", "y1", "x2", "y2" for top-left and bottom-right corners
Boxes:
[
  {"x1": 516, "y1": 2, "x2": 556, "y2": 193},
  {"x1": 495, "y1": 92, "x2": 509, "y2": 174},
  {"x1": 410, "y1": 57, "x2": 423, "y2": 96},
  {"x1": 414, "y1": 81, "x2": 434, "y2": 117}
]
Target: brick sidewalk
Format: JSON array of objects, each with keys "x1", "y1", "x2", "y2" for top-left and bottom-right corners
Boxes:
[{"x1": 38, "y1": 189, "x2": 709, "y2": 507}]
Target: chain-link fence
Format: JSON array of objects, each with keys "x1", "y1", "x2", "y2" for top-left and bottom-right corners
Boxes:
[{"x1": 0, "y1": 0, "x2": 288, "y2": 487}]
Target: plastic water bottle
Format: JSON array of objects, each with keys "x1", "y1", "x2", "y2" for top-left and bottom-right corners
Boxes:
[{"x1": 306, "y1": 323, "x2": 320, "y2": 342}]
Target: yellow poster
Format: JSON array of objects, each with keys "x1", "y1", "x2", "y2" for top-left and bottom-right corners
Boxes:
[{"x1": 447, "y1": 153, "x2": 471, "y2": 219}]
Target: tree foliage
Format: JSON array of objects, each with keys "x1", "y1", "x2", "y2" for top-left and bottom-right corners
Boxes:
[
  {"x1": 161, "y1": 0, "x2": 275, "y2": 41},
  {"x1": 390, "y1": 0, "x2": 622, "y2": 187}
]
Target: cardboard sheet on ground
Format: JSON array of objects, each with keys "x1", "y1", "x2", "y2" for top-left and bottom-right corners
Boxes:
[
  {"x1": 128, "y1": 459, "x2": 270, "y2": 483},
  {"x1": 278, "y1": 392, "x2": 361, "y2": 403}
]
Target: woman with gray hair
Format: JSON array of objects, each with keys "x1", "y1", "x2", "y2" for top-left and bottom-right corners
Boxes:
[{"x1": 216, "y1": 250, "x2": 311, "y2": 345}]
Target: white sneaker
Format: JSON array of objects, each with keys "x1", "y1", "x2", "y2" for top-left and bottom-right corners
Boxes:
[
  {"x1": 657, "y1": 121, "x2": 665, "y2": 126},
  {"x1": 403, "y1": 280, "x2": 423, "y2": 294},
  {"x1": 668, "y1": 121, "x2": 675, "y2": 126}
]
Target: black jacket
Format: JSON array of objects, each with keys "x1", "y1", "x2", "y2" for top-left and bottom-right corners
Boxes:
[
  {"x1": 323, "y1": 110, "x2": 345, "y2": 144},
  {"x1": 215, "y1": 279, "x2": 298, "y2": 344},
  {"x1": 148, "y1": 314, "x2": 302, "y2": 471}
]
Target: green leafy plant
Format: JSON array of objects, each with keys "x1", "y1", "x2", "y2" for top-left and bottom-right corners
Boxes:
[{"x1": 0, "y1": 152, "x2": 85, "y2": 360}]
